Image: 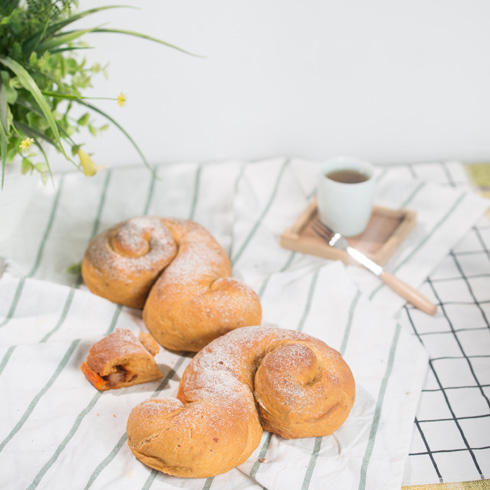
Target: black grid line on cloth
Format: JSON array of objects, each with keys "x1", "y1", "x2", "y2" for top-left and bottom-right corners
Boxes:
[
  {"x1": 430, "y1": 354, "x2": 490, "y2": 361},
  {"x1": 422, "y1": 385, "x2": 490, "y2": 393},
  {"x1": 417, "y1": 413, "x2": 490, "y2": 423},
  {"x1": 412, "y1": 326, "x2": 490, "y2": 337},
  {"x1": 414, "y1": 417, "x2": 443, "y2": 483},
  {"x1": 448, "y1": 250, "x2": 490, "y2": 256},
  {"x1": 410, "y1": 447, "x2": 490, "y2": 456},
  {"x1": 429, "y1": 272, "x2": 490, "y2": 282}
]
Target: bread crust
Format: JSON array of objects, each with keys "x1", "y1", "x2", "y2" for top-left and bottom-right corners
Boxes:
[
  {"x1": 81, "y1": 217, "x2": 262, "y2": 352},
  {"x1": 127, "y1": 326, "x2": 355, "y2": 478}
]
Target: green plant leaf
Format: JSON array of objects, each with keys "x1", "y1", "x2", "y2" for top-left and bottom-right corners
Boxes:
[
  {"x1": 34, "y1": 162, "x2": 49, "y2": 173},
  {"x1": 40, "y1": 90, "x2": 81, "y2": 101},
  {"x1": 15, "y1": 120, "x2": 57, "y2": 148},
  {"x1": 35, "y1": 26, "x2": 102, "y2": 52},
  {"x1": 0, "y1": 71, "x2": 17, "y2": 104},
  {"x1": 0, "y1": 75, "x2": 8, "y2": 133},
  {"x1": 66, "y1": 262, "x2": 82, "y2": 275},
  {"x1": 49, "y1": 46, "x2": 94, "y2": 54},
  {"x1": 21, "y1": 157, "x2": 34, "y2": 175},
  {"x1": 77, "y1": 99, "x2": 156, "y2": 177},
  {"x1": 77, "y1": 113, "x2": 90, "y2": 126},
  {"x1": 90, "y1": 29, "x2": 204, "y2": 57},
  {"x1": 0, "y1": 56, "x2": 67, "y2": 159}
]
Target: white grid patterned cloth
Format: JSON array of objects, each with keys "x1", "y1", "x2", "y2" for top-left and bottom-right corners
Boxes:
[{"x1": 0, "y1": 158, "x2": 487, "y2": 489}]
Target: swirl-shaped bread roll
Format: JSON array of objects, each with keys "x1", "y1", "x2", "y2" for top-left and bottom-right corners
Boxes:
[
  {"x1": 82, "y1": 217, "x2": 262, "y2": 352},
  {"x1": 127, "y1": 326, "x2": 355, "y2": 478}
]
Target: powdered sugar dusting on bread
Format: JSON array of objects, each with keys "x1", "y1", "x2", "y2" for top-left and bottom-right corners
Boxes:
[{"x1": 85, "y1": 217, "x2": 177, "y2": 279}]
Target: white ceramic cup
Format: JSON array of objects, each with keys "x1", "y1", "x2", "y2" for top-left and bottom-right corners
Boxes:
[{"x1": 317, "y1": 157, "x2": 375, "y2": 237}]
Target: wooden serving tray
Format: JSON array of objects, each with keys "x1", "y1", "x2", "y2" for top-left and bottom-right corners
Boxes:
[{"x1": 280, "y1": 199, "x2": 416, "y2": 266}]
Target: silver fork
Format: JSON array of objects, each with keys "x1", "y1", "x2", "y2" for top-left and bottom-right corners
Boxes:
[{"x1": 311, "y1": 220, "x2": 437, "y2": 315}]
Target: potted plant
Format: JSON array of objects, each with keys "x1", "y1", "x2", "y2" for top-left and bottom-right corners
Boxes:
[{"x1": 0, "y1": 0, "x2": 193, "y2": 240}]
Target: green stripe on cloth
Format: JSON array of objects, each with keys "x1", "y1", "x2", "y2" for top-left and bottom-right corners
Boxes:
[
  {"x1": 399, "y1": 181, "x2": 426, "y2": 210},
  {"x1": 301, "y1": 288, "x2": 362, "y2": 489},
  {"x1": 28, "y1": 176, "x2": 66, "y2": 278},
  {"x1": 296, "y1": 269, "x2": 320, "y2": 333},
  {"x1": 0, "y1": 176, "x2": 65, "y2": 328},
  {"x1": 27, "y1": 391, "x2": 103, "y2": 490},
  {"x1": 40, "y1": 288, "x2": 76, "y2": 343},
  {"x1": 201, "y1": 477, "x2": 215, "y2": 490},
  {"x1": 141, "y1": 470, "x2": 158, "y2": 490},
  {"x1": 83, "y1": 433, "x2": 128, "y2": 490},
  {"x1": 358, "y1": 323, "x2": 402, "y2": 490},
  {"x1": 227, "y1": 162, "x2": 248, "y2": 257},
  {"x1": 76, "y1": 170, "x2": 113, "y2": 286},
  {"x1": 301, "y1": 437, "x2": 322, "y2": 490},
  {"x1": 339, "y1": 290, "x2": 361, "y2": 357},
  {"x1": 0, "y1": 346, "x2": 15, "y2": 377},
  {"x1": 258, "y1": 251, "x2": 297, "y2": 299},
  {"x1": 232, "y1": 158, "x2": 290, "y2": 265},
  {"x1": 0, "y1": 277, "x2": 25, "y2": 329},
  {"x1": 369, "y1": 192, "x2": 466, "y2": 301},
  {"x1": 189, "y1": 163, "x2": 203, "y2": 221},
  {"x1": 250, "y1": 432, "x2": 273, "y2": 478},
  {"x1": 84, "y1": 357, "x2": 186, "y2": 490},
  {"x1": 0, "y1": 339, "x2": 80, "y2": 453},
  {"x1": 105, "y1": 304, "x2": 122, "y2": 335},
  {"x1": 88, "y1": 169, "x2": 112, "y2": 242}
]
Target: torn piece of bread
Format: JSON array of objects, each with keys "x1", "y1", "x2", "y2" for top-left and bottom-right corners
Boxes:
[{"x1": 81, "y1": 329, "x2": 163, "y2": 391}]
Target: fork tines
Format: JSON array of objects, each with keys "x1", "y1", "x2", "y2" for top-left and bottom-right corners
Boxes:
[{"x1": 311, "y1": 220, "x2": 334, "y2": 244}]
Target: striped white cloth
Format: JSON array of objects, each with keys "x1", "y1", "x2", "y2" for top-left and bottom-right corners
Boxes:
[{"x1": 0, "y1": 158, "x2": 486, "y2": 490}]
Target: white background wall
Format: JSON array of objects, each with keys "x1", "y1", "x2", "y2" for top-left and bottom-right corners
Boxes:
[{"x1": 50, "y1": 0, "x2": 490, "y2": 171}]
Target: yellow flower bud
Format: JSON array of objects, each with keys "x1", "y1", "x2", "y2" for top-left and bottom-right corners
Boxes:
[{"x1": 78, "y1": 149, "x2": 107, "y2": 177}]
